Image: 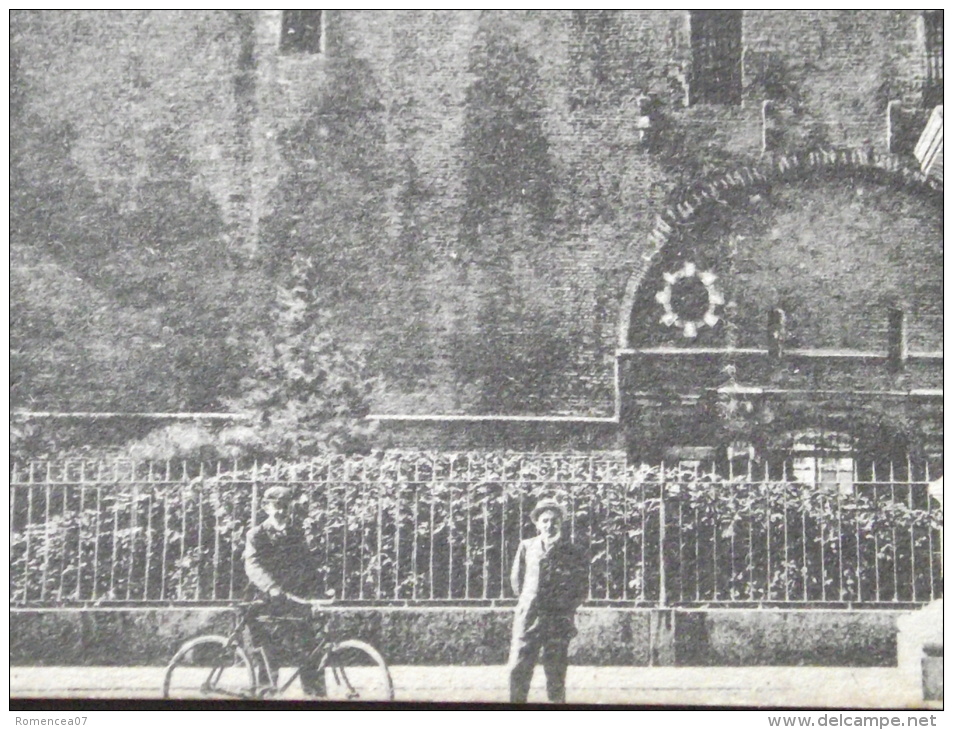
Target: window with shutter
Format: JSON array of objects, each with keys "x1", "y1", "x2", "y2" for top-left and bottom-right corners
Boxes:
[
  {"x1": 281, "y1": 10, "x2": 324, "y2": 54},
  {"x1": 689, "y1": 10, "x2": 743, "y2": 106}
]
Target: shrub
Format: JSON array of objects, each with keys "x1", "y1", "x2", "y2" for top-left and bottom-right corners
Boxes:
[
  {"x1": 10, "y1": 455, "x2": 942, "y2": 606},
  {"x1": 225, "y1": 257, "x2": 378, "y2": 459}
]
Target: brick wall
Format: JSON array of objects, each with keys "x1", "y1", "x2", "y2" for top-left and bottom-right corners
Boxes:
[
  {"x1": 10, "y1": 10, "x2": 941, "y2": 425},
  {"x1": 11, "y1": 10, "x2": 258, "y2": 249},
  {"x1": 627, "y1": 179, "x2": 943, "y2": 352}
]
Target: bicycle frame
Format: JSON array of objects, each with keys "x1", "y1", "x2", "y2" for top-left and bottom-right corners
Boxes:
[
  {"x1": 233, "y1": 604, "x2": 331, "y2": 698},
  {"x1": 201, "y1": 663, "x2": 247, "y2": 700},
  {"x1": 165, "y1": 600, "x2": 393, "y2": 702}
]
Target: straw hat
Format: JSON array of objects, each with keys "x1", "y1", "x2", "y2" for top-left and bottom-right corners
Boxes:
[
  {"x1": 530, "y1": 498, "x2": 566, "y2": 523},
  {"x1": 262, "y1": 486, "x2": 294, "y2": 503}
]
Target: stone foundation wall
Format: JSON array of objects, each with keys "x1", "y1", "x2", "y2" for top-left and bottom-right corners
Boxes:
[{"x1": 11, "y1": 606, "x2": 900, "y2": 668}]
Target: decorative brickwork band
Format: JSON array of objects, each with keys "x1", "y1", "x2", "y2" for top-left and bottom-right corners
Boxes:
[{"x1": 617, "y1": 149, "x2": 942, "y2": 349}]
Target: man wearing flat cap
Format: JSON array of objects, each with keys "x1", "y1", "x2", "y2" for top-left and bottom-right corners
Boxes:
[
  {"x1": 245, "y1": 486, "x2": 321, "y2": 601},
  {"x1": 508, "y1": 498, "x2": 588, "y2": 703},
  {"x1": 244, "y1": 485, "x2": 324, "y2": 695}
]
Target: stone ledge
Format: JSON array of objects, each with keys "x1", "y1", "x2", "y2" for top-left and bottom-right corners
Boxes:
[{"x1": 12, "y1": 606, "x2": 902, "y2": 668}]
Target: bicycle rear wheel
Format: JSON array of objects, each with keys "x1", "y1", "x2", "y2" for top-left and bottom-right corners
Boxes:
[
  {"x1": 321, "y1": 640, "x2": 394, "y2": 701},
  {"x1": 163, "y1": 635, "x2": 255, "y2": 700}
]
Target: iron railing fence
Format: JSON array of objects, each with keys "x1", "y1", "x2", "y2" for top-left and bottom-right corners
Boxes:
[{"x1": 9, "y1": 453, "x2": 942, "y2": 608}]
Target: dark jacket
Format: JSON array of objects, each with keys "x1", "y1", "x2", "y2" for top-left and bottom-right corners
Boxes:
[
  {"x1": 510, "y1": 535, "x2": 588, "y2": 618},
  {"x1": 244, "y1": 521, "x2": 322, "y2": 600}
]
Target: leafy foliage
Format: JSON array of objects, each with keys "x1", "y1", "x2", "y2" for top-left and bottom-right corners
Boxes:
[
  {"x1": 10, "y1": 81, "x2": 266, "y2": 417},
  {"x1": 11, "y1": 474, "x2": 252, "y2": 605},
  {"x1": 448, "y1": 268, "x2": 575, "y2": 413},
  {"x1": 460, "y1": 25, "x2": 555, "y2": 257},
  {"x1": 225, "y1": 258, "x2": 378, "y2": 459},
  {"x1": 11, "y1": 455, "x2": 942, "y2": 606},
  {"x1": 257, "y1": 55, "x2": 389, "y2": 305}
]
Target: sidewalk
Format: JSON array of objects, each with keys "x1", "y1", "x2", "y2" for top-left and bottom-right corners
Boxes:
[{"x1": 10, "y1": 665, "x2": 938, "y2": 708}]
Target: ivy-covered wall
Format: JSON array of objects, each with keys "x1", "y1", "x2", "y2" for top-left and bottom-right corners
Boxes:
[
  {"x1": 248, "y1": 10, "x2": 939, "y2": 419},
  {"x1": 10, "y1": 10, "x2": 941, "y2": 428},
  {"x1": 11, "y1": 11, "x2": 267, "y2": 413},
  {"x1": 628, "y1": 179, "x2": 943, "y2": 353}
]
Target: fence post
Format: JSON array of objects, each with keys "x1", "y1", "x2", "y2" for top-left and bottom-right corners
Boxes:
[
  {"x1": 658, "y1": 463, "x2": 667, "y2": 607},
  {"x1": 251, "y1": 460, "x2": 259, "y2": 528},
  {"x1": 10, "y1": 452, "x2": 939, "y2": 610}
]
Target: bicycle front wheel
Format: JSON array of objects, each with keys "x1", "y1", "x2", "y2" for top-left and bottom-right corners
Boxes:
[
  {"x1": 163, "y1": 635, "x2": 255, "y2": 700},
  {"x1": 321, "y1": 640, "x2": 394, "y2": 701}
]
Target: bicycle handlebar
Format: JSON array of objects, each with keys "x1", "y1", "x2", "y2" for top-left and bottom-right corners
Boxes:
[{"x1": 236, "y1": 589, "x2": 337, "y2": 613}]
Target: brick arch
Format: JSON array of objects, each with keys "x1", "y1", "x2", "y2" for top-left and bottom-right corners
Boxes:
[{"x1": 617, "y1": 149, "x2": 942, "y2": 349}]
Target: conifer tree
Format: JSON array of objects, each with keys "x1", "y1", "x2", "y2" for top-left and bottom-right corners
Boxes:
[{"x1": 227, "y1": 257, "x2": 377, "y2": 458}]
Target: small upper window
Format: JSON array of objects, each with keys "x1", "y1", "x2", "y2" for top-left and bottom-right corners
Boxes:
[
  {"x1": 281, "y1": 10, "x2": 324, "y2": 54},
  {"x1": 923, "y1": 10, "x2": 943, "y2": 107},
  {"x1": 689, "y1": 10, "x2": 743, "y2": 105},
  {"x1": 790, "y1": 431, "x2": 854, "y2": 496}
]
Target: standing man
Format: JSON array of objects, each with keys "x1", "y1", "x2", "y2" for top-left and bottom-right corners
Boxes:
[
  {"x1": 508, "y1": 498, "x2": 588, "y2": 703},
  {"x1": 244, "y1": 485, "x2": 325, "y2": 696}
]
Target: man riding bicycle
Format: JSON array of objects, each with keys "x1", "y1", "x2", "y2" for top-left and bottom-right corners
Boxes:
[{"x1": 244, "y1": 485, "x2": 325, "y2": 697}]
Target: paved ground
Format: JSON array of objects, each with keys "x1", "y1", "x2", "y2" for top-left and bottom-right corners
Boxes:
[{"x1": 9, "y1": 665, "x2": 940, "y2": 708}]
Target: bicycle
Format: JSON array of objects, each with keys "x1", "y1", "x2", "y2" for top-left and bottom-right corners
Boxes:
[{"x1": 162, "y1": 594, "x2": 394, "y2": 701}]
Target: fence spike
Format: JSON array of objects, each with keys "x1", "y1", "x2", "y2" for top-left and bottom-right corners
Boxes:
[{"x1": 10, "y1": 453, "x2": 941, "y2": 610}]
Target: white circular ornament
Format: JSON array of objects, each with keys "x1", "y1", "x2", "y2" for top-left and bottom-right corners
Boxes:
[{"x1": 655, "y1": 262, "x2": 724, "y2": 338}]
